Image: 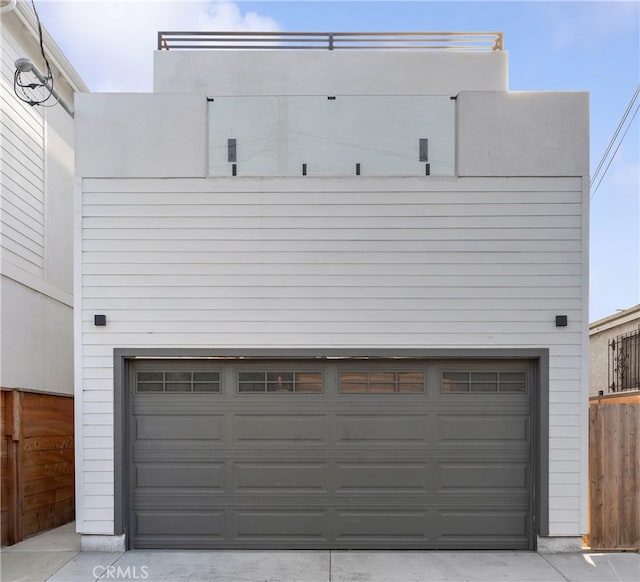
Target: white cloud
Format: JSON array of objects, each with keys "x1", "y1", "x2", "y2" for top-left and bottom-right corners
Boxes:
[{"x1": 37, "y1": 0, "x2": 281, "y2": 92}]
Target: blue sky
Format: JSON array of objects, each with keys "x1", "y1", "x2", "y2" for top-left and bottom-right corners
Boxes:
[{"x1": 37, "y1": 0, "x2": 640, "y2": 322}]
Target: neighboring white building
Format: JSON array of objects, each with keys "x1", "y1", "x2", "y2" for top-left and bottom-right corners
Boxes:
[
  {"x1": 75, "y1": 32, "x2": 589, "y2": 552},
  {"x1": 1, "y1": 0, "x2": 87, "y2": 543},
  {"x1": 589, "y1": 304, "x2": 640, "y2": 397}
]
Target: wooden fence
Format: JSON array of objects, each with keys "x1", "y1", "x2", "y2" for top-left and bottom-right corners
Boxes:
[
  {"x1": 589, "y1": 398, "x2": 640, "y2": 550},
  {"x1": 1, "y1": 390, "x2": 75, "y2": 545}
]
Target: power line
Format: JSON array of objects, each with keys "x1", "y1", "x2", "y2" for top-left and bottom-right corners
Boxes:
[
  {"x1": 13, "y1": 0, "x2": 58, "y2": 109},
  {"x1": 591, "y1": 84, "x2": 639, "y2": 186},
  {"x1": 590, "y1": 84, "x2": 640, "y2": 201}
]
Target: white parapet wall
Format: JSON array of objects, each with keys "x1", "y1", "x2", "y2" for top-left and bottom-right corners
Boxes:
[{"x1": 153, "y1": 49, "x2": 509, "y2": 96}]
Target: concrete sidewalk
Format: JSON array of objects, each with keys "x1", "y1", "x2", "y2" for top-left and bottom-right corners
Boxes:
[{"x1": 1, "y1": 523, "x2": 638, "y2": 582}]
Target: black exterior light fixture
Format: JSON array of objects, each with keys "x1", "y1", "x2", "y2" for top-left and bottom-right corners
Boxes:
[
  {"x1": 94, "y1": 314, "x2": 107, "y2": 326},
  {"x1": 555, "y1": 315, "x2": 568, "y2": 327}
]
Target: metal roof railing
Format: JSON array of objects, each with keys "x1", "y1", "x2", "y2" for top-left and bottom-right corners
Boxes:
[{"x1": 157, "y1": 31, "x2": 504, "y2": 52}]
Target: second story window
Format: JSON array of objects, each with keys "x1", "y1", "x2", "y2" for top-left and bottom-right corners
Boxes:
[{"x1": 208, "y1": 95, "x2": 455, "y2": 177}]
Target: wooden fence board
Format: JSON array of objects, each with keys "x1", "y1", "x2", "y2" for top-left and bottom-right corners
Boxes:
[
  {"x1": 0, "y1": 390, "x2": 74, "y2": 546},
  {"x1": 589, "y1": 401, "x2": 640, "y2": 550},
  {"x1": 1, "y1": 391, "x2": 8, "y2": 545}
]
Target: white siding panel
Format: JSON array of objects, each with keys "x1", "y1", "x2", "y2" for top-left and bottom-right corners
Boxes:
[
  {"x1": 84, "y1": 425, "x2": 113, "y2": 437},
  {"x1": 549, "y1": 473, "x2": 581, "y2": 485},
  {"x1": 81, "y1": 262, "x2": 582, "y2": 276},
  {"x1": 83, "y1": 509, "x2": 114, "y2": 522},
  {"x1": 84, "y1": 402, "x2": 112, "y2": 415},
  {"x1": 549, "y1": 426, "x2": 581, "y2": 439},
  {"x1": 1, "y1": 28, "x2": 45, "y2": 277},
  {"x1": 85, "y1": 496, "x2": 114, "y2": 509},
  {"x1": 82, "y1": 521, "x2": 115, "y2": 534},
  {"x1": 3, "y1": 196, "x2": 45, "y2": 237},
  {"x1": 549, "y1": 497, "x2": 580, "y2": 510},
  {"x1": 549, "y1": 484, "x2": 581, "y2": 498},
  {"x1": 84, "y1": 413, "x2": 113, "y2": 426},
  {"x1": 84, "y1": 448, "x2": 113, "y2": 461},
  {"x1": 81, "y1": 309, "x2": 583, "y2": 324},
  {"x1": 83, "y1": 250, "x2": 583, "y2": 265},
  {"x1": 83, "y1": 227, "x2": 581, "y2": 242},
  {"x1": 550, "y1": 437, "x2": 580, "y2": 450},
  {"x1": 549, "y1": 522, "x2": 583, "y2": 536},
  {"x1": 80, "y1": 176, "x2": 586, "y2": 538},
  {"x1": 549, "y1": 509, "x2": 581, "y2": 523},
  {"x1": 548, "y1": 403, "x2": 582, "y2": 416},
  {"x1": 81, "y1": 176, "x2": 583, "y2": 193},
  {"x1": 549, "y1": 449, "x2": 581, "y2": 462},
  {"x1": 85, "y1": 483, "x2": 114, "y2": 496},
  {"x1": 84, "y1": 470, "x2": 114, "y2": 483},
  {"x1": 84, "y1": 437, "x2": 113, "y2": 449},
  {"x1": 82, "y1": 239, "x2": 583, "y2": 253},
  {"x1": 82, "y1": 333, "x2": 583, "y2": 347},
  {"x1": 549, "y1": 415, "x2": 580, "y2": 427},
  {"x1": 84, "y1": 461, "x2": 114, "y2": 473},
  {"x1": 83, "y1": 215, "x2": 583, "y2": 230}
]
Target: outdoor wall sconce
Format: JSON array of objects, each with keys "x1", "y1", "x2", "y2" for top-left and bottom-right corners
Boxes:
[
  {"x1": 94, "y1": 314, "x2": 107, "y2": 326},
  {"x1": 555, "y1": 315, "x2": 568, "y2": 327}
]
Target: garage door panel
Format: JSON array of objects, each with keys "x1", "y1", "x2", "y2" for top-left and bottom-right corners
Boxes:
[
  {"x1": 437, "y1": 415, "x2": 529, "y2": 442},
  {"x1": 129, "y1": 359, "x2": 533, "y2": 549},
  {"x1": 136, "y1": 415, "x2": 223, "y2": 440},
  {"x1": 137, "y1": 511, "x2": 225, "y2": 537},
  {"x1": 132, "y1": 442, "x2": 220, "y2": 463},
  {"x1": 234, "y1": 414, "x2": 327, "y2": 443},
  {"x1": 136, "y1": 464, "x2": 224, "y2": 488},
  {"x1": 335, "y1": 463, "x2": 428, "y2": 490},
  {"x1": 336, "y1": 415, "x2": 427, "y2": 442},
  {"x1": 438, "y1": 463, "x2": 529, "y2": 490},
  {"x1": 439, "y1": 510, "x2": 529, "y2": 537},
  {"x1": 235, "y1": 510, "x2": 325, "y2": 539},
  {"x1": 336, "y1": 511, "x2": 427, "y2": 538},
  {"x1": 235, "y1": 463, "x2": 327, "y2": 491}
]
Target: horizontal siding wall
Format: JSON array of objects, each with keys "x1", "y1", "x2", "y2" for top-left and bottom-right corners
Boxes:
[
  {"x1": 0, "y1": 27, "x2": 45, "y2": 277},
  {"x1": 79, "y1": 176, "x2": 585, "y2": 536}
]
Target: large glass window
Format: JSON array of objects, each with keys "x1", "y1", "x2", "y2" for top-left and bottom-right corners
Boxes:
[{"x1": 209, "y1": 96, "x2": 455, "y2": 177}]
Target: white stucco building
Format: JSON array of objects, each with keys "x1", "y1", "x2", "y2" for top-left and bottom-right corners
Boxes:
[{"x1": 74, "y1": 32, "x2": 589, "y2": 552}]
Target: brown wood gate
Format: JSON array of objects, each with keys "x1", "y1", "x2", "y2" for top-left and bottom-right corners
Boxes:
[
  {"x1": 589, "y1": 396, "x2": 640, "y2": 550},
  {"x1": 1, "y1": 390, "x2": 75, "y2": 545}
]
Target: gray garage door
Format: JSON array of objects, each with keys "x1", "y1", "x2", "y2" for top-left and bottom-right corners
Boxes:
[{"x1": 128, "y1": 359, "x2": 533, "y2": 549}]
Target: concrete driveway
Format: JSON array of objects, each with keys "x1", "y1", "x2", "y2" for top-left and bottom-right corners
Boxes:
[{"x1": 1, "y1": 522, "x2": 638, "y2": 582}]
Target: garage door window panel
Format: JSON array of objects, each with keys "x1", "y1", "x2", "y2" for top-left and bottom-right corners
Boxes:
[
  {"x1": 136, "y1": 371, "x2": 221, "y2": 393},
  {"x1": 237, "y1": 371, "x2": 323, "y2": 393},
  {"x1": 340, "y1": 371, "x2": 425, "y2": 393},
  {"x1": 442, "y1": 370, "x2": 527, "y2": 393}
]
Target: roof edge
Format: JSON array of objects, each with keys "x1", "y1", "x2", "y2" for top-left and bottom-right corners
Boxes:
[{"x1": 590, "y1": 304, "x2": 640, "y2": 334}]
